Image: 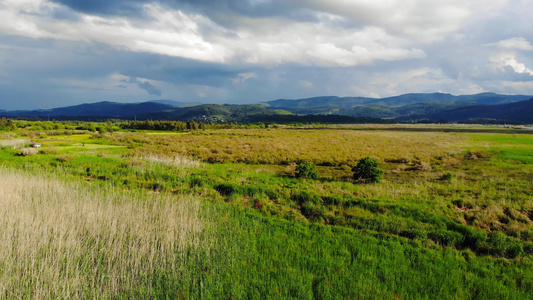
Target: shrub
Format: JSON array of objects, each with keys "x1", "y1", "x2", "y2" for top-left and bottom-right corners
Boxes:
[
  {"x1": 295, "y1": 161, "x2": 319, "y2": 179},
  {"x1": 19, "y1": 148, "x2": 38, "y2": 156},
  {"x1": 352, "y1": 157, "x2": 384, "y2": 183}
]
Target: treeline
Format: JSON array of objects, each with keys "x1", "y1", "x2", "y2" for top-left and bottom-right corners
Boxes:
[
  {"x1": 240, "y1": 114, "x2": 396, "y2": 124},
  {"x1": 0, "y1": 118, "x2": 17, "y2": 131},
  {"x1": 119, "y1": 120, "x2": 208, "y2": 131},
  {"x1": 2, "y1": 118, "x2": 390, "y2": 133},
  {"x1": 0, "y1": 119, "x2": 268, "y2": 133}
]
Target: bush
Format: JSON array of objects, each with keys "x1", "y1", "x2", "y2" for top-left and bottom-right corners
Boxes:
[
  {"x1": 295, "y1": 161, "x2": 319, "y2": 179},
  {"x1": 352, "y1": 157, "x2": 384, "y2": 183},
  {"x1": 19, "y1": 148, "x2": 38, "y2": 156}
]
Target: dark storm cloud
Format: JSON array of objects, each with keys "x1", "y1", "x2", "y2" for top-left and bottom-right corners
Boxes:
[
  {"x1": 121, "y1": 77, "x2": 162, "y2": 96},
  {"x1": 137, "y1": 80, "x2": 162, "y2": 96},
  {"x1": 0, "y1": 35, "x2": 247, "y2": 109}
]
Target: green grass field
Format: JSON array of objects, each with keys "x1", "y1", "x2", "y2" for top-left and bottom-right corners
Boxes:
[{"x1": 1, "y1": 124, "x2": 532, "y2": 298}]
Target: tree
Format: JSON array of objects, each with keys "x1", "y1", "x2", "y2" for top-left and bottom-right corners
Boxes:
[
  {"x1": 295, "y1": 161, "x2": 319, "y2": 179},
  {"x1": 352, "y1": 157, "x2": 384, "y2": 183}
]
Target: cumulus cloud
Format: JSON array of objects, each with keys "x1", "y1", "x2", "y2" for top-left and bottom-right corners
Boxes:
[
  {"x1": 491, "y1": 54, "x2": 533, "y2": 76},
  {"x1": 495, "y1": 37, "x2": 533, "y2": 51},
  {"x1": 0, "y1": 0, "x2": 428, "y2": 66},
  {"x1": 0, "y1": 1, "x2": 230, "y2": 62}
]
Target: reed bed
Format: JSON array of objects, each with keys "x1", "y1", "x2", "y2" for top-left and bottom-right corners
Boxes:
[
  {"x1": 0, "y1": 168, "x2": 209, "y2": 298},
  {"x1": 0, "y1": 138, "x2": 29, "y2": 149},
  {"x1": 140, "y1": 154, "x2": 202, "y2": 169}
]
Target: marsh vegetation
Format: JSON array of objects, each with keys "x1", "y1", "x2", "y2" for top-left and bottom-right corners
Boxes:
[{"x1": 0, "y1": 121, "x2": 532, "y2": 298}]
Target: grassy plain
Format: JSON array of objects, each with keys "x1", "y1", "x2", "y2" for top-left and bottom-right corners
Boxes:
[{"x1": 0, "y1": 124, "x2": 532, "y2": 298}]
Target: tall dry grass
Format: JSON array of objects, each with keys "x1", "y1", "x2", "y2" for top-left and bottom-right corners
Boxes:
[
  {"x1": 141, "y1": 154, "x2": 202, "y2": 169},
  {"x1": 0, "y1": 168, "x2": 209, "y2": 298},
  {"x1": 0, "y1": 138, "x2": 29, "y2": 149}
]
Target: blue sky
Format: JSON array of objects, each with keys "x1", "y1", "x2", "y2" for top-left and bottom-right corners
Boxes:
[{"x1": 0, "y1": 0, "x2": 532, "y2": 109}]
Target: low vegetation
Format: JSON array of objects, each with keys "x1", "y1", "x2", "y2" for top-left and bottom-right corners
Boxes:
[
  {"x1": 0, "y1": 120, "x2": 532, "y2": 298},
  {"x1": 295, "y1": 161, "x2": 319, "y2": 179},
  {"x1": 352, "y1": 157, "x2": 384, "y2": 183}
]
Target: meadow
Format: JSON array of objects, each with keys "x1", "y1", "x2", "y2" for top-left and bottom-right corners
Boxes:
[{"x1": 0, "y1": 121, "x2": 532, "y2": 298}]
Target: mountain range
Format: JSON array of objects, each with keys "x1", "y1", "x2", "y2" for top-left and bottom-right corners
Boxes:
[{"x1": 1, "y1": 93, "x2": 532, "y2": 124}]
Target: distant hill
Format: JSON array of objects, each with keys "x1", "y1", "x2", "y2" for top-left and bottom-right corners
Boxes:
[
  {"x1": 336, "y1": 102, "x2": 474, "y2": 119},
  {"x1": 2, "y1": 101, "x2": 175, "y2": 118},
  {"x1": 366, "y1": 93, "x2": 456, "y2": 106},
  {"x1": 0, "y1": 101, "x2": 294, "y2": 122},
  {"x1": 147, "y1": 100, "x2": 200, "y2": 107},
  {"x1": 453, "y1": 92, "x2": 533, "y2": 105},
  {"x1": 138, "y1": 104, "x2": 294, "y2": 122},
  {"x1": 1, "y1": 93, "x2": 532, "y2": 124},
  {"x1": 266, "y1": 96, "x2": 372, "y2": 109},
  {"x1": 403, "y1": 98, "x2": 533, "y2": 123},
  {"x1": 266, "y1": 93, "x2": 533, "y2": 112},
  {"x1": 263, "y1": 93, "x2": 533, "y2": 123}
]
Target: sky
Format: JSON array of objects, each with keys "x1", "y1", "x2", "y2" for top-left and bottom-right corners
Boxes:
[{"x1": 0, "y1": 0, "x2": 532, "y2": 110}]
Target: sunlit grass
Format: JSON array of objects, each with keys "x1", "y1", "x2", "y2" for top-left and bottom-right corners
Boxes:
[
  {"x1": 116, "y1": 128, "x2": 470, "y2": 165},
  {"x1": 1, "y1": 124, "x2": 532, "y2": 297}
]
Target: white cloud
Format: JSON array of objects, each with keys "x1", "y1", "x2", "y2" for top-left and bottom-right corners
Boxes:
[
  {"x1": 230, "y1": 24, "x2": 425, "y2": 66},
  {"x1": 296, "y1": 0, "x2": 506, "y2": 43},
  {"x1": 496, "y1": 37, "x2": 533, "y2": 51},
  {"x1": 491, "y1": 53, "x2": 533, "y2": 75},
  {"x1": 0, "y1": 0, "x2": 427, "y2": 66},
  {"x1": 0, "y1": 2, "x2": 231, "y2": 62}
]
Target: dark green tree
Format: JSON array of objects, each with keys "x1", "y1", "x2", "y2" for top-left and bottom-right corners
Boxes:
[
  {"x1": 295, "y1": 162, "x2": 319, "y2": 179},
  {"x1": 352, "y1": 157, "x2": 384, "y2": 183}
]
